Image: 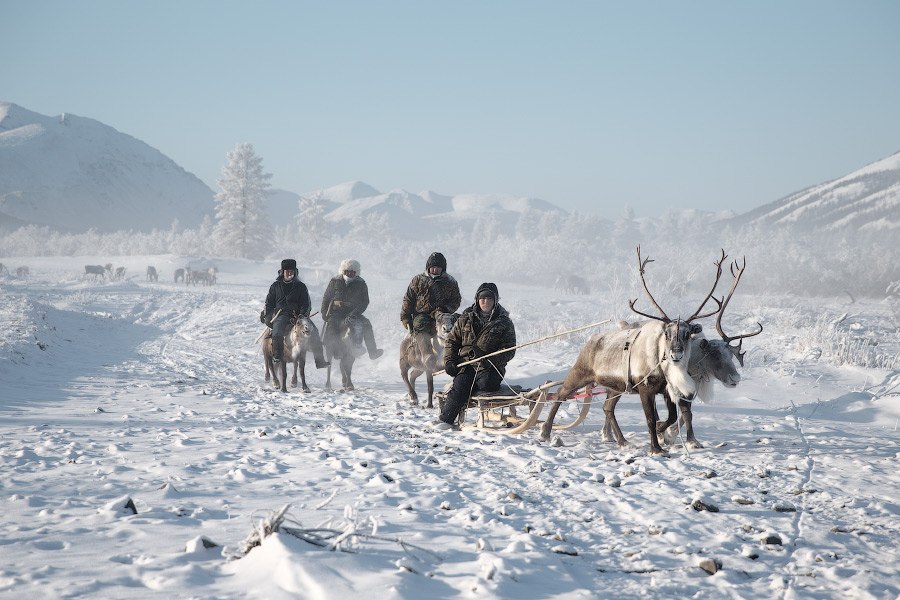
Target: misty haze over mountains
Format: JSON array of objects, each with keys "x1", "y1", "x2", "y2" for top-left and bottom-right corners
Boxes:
[{"x1": 2, "y1": 102, "x2": 898, "y2": 236}]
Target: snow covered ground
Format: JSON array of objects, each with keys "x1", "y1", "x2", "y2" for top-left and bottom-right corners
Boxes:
[{"x1": 1, "y1": 255, "x2": 898, "y2": 599}]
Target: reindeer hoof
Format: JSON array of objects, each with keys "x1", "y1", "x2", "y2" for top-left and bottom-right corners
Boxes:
[
  {"x1": 302, "y1": 386, "x2": 310, "y2": 393},
  {"x1": 685, "y1": 440, "x2": 704, "y2": 450}
]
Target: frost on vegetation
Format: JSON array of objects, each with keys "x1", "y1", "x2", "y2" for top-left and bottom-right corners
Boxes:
[
  {"x1": 228, "y1": 504, "x2": 441, "y2": 566},
  {"x1": 792, "y1": 311, "x2": 898, "y2": 369}
]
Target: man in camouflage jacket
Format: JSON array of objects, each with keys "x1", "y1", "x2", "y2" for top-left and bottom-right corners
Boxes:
[
  {"x1": 400, "y1": 252, "x2": 462, "y2": 347},
  {"x1": 436, "y1": 282, "x2": 516, "y2": 428}
]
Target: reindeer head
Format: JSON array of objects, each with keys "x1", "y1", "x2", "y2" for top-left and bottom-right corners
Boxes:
[
  {"x1": 435, "y1": 311, "x2": 459, "y2": 348},
  {"x1": 630, "y1": 246, "x2": 722, "y2": 365},
  {"x1": 290, "y1": 315, "x2": 312, "y2": 341},
  {"x1": 714, "y1": 257, "x2": 763, "y2": 367},
  {"x1": 662, "y1": 319, "x2": 703, "y2": 364},
  {"x1": 692, "y1": 337, "x2": 741, "y2": 387}
]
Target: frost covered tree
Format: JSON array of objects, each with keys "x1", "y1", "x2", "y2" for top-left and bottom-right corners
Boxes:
[
  {"x1": 296, "y1": 192, "x2": 329, "y2": 244},
  {"x1": 211, "y1": 143, "x2": 273, "y2": 259}
]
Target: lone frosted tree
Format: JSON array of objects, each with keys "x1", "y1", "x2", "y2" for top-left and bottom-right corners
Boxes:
[
  {"x1": 296, "y1": 192, "x2": 329, "y2": 244},
  {"x1": 212, "y1": 143, "x2": 273, "y2": 259}
]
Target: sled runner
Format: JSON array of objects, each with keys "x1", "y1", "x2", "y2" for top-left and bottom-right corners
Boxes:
[{"x1": 435, "y1": 380, "x2": 606, "y2": 432}]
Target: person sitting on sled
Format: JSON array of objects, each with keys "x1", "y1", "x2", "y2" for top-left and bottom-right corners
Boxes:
[{"x1": 433, "y1": 282, "x2": 516, "y2": 430}]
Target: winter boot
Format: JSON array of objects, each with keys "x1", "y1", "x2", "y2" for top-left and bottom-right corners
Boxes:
[{"x1": 363, "y1": 321, "x2": 383, "y2": 360}]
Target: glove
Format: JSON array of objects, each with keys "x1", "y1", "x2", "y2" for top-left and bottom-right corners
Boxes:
[
  {"x1": 444, "y1": 360, "x2": 460, "y2": 377},
  {"x1": 259, "y1": 310, "x2": 267, "y2": 324}
]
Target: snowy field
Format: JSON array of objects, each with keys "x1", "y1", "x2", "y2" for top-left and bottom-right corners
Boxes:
[{"x1": 1, "y1": 255, "x2": 898, "y2": 599}]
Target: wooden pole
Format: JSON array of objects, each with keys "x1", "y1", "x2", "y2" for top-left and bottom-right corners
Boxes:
[{"x1": 437, "y1": 318, "x2": 612, "y2": 374}]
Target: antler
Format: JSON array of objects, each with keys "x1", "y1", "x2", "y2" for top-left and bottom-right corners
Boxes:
[
  {"x1": 629, "y1": 245, "x2": 670, "y2": 322},
  {"x1": 715, "y1": 257, "x2": 764, "y2": 366},
  {"x1": 686, "y1": 248, "x2": 728, "y2": 322}
]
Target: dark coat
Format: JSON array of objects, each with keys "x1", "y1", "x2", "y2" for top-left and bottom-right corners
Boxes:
[
  {"x1": 321, "y1": 275, "x2": 370, "y2": 324},
  {"x1": 265, "y1": 276, "x2": 312, "y2": 318},
  {"x1": 446, "y1": 303, "x2": 516, "y2": 374},
  {"x1": 400, "y1": 273, "x2": 462, "y2": 330}
]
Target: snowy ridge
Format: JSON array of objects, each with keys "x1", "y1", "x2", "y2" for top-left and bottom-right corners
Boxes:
[
  {"x1": 0, "y1": 102, "x2": 215, "y2": 233},
  {"x1": 308, "y1": 183, "x2": 566, "y2": 239},
  {"x1": 732, "y1": 150, "x2": 900, "y2": 231}
]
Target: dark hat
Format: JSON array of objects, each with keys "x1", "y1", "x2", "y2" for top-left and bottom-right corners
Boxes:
[
  {"x1": 281, "y1": 258, "x2": 297, "y2": 271},
  {"x1": 425, "y1": 252, "x2": 447, "y2": 271},
  {"x1": 475, "y1": 282, "x2": 499, "y2": 302}
]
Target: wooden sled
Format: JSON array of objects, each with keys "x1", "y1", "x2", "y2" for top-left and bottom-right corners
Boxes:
[{"x1": 435, "y1": 380, "x2": 606, "y2": 434}]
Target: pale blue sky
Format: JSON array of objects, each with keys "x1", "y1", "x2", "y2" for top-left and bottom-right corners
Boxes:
[{"x1": 4, "y1": 1, "x2": 899, "y2": 216}]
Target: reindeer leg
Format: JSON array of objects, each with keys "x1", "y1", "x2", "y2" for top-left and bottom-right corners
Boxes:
[
  {"x1": 324, "y1": 348, "x2": 333, "y2": 391},
  {"x1": 291, "y1": 359, "x2": 299, "y2": 387},
  {"x1": 678, "y1": 398, "x2": 702, "y2": 449},
  {"x1": 638, "y1": 388, "x2": 666, "y2": 455},
  {"x1": 656, "y1": 391, "x2": 678, "y2": 437},
  {"x1": 299, "y1": 351, "x2": 310, "y2": 393},
  {"x1": 541, "y1": 365, "x2": 594, "y2": 441},
  {"x1": 341, "y1": 358, "x2": 354, "y2": 391},
  {"x1": 401, "y1": 359, "x2": 418, "y2": 404},
  {"x1": 602, "y1": 392, "x2": 630, "y2": 447},
  {"x1": 426, "y1": 370, "x2": 434, "y2": 409}
]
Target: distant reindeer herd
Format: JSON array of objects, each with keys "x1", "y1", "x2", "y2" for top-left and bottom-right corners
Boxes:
[{"x1": 79, "y1": 263, "x2": 218, "y2": 285}]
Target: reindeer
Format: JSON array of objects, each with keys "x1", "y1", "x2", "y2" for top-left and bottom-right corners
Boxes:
[
  {"x1": 15, "y1": 266, "x2": 30, "y2": 278},
  {"x1": 555, "y1": 273, "x2": 591, "y2": 295},
  {"x1": 262, "y1": 316, "x2": 316, "y2": 392},
  {"x1": 191, "y1": 270, "x2": 211, "y2": 285},
  {"x1": 174, "y1": 268, "x2": 185, "y2": 283},
  {"x1": 655, "y1": 256, "x2": 763, "y2": 448},
  {"x1": 146, "y1": 266, "x2": 158, "y2": 282},
  {"x1": 539, "y1": 246, "x2": 721, "y2": 454},
  {"x1": 400, "y1": 311, "x2": 459, "y2": 408},
  {"x1": 323, "y1": 319, "x2": 363, "y2": 392},
  {"x1": 114, "y1": 266, "x2": 126, "y2": 281},
  {"x1": 84, "y1": 264, "x2": 106, "y2": 279}
]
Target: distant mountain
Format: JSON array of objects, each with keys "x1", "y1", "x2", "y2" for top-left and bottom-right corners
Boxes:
[
  {"x1": 0, "y1": 102, "x2": 214, "y2": 232},
  {"x1": 303, "y1": 181, "x2": 567, "y2": 239},
  {"x1": 266, "y1": 189, "x2": 302, "y2": 226},
  {"x1": 731, "y1": 151, "x2": 900, "y2": 231}
]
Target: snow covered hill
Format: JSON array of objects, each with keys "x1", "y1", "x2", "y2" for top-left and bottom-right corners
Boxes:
[
  {"x1": 0, "y1": 255, "x2": 898, "y2": 598},
  {"x1": 0, "y1": 102, "x2": 215, "y2": 233},
  {"x1": 303, "y1": 181, "x2": 567, "y2": 239},
  {"x1": 730, "y1": 150, "x2": 900, "y2": 231}
]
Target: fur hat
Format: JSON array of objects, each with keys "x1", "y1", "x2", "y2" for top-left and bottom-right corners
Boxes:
[
  {"x1": 281, "y1": 258, "x2": 297, "y2": 271},
  {"x1": 425, "y1": 252, "x2": 447, "y2": 271},
  {"x1": 475, "y1": 282, "x2": 499, "y2": 302},
  {"x1": 339, "y1": 259, "x2": 361, "y2": 276}
]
